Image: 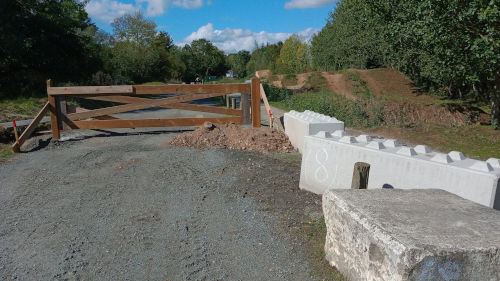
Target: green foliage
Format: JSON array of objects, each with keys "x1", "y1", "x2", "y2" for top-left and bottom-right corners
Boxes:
[
  {"x1": 246, "y1": 42, "x2": 283, "y2": 74},
  {"x1": 276, "y1": 35, "x2": 311, "y2": 74},
  {"x1": 312, "y1": 0, "x2": 500, "y2": 128},
  {"x1": 262, "y1": 84, "x2": 294, "y2": 102},
  {"x1": 311, "y1": 0, "x2": 388, "y2": 72},
  {"x1": 227, "y1": 51, "x2": 251, "y2": 78},
  {"x1": 107, "y1": 13, "x2": 183, "y2": 84},
  {"x1": 0, "y1": 0, "x2": 101, "y2": 97},
  {"x1": 181, "y1": 39, "x2": 228, "y2": 82}
]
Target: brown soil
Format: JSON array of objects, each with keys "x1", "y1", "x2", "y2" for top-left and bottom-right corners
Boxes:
[
  {"x1": 287, "y1": 73, "x2": 310, "y2": 90},
  {"x1": 321, "y1": 72, "x2": 356, "y2": 99},
  {"x1": 170, "y1": 122, "x2": 294, "y2": 153}
]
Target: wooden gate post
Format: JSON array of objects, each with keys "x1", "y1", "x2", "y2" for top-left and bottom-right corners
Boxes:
[
  {"x1": 251, "y1": 78, "x2": 261, "y2": 128},
  {"x1": 47, "y1": 79, "x2": 61, "y2": 139}
]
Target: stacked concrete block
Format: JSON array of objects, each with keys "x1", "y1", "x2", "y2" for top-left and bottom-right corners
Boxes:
[
  {"x1": 300, "y1": 130, "x2": 500, "y2": 209},
  {"x1": 283, "y1": 110, "x2": 344, "y2": 153},
  {"x1": 323, "y1": 189, "x2": 500, "y2": 281}
]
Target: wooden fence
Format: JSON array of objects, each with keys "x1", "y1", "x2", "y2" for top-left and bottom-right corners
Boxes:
[{"x1": 12, "y1": 78, "x2": 263, "y2": 151}]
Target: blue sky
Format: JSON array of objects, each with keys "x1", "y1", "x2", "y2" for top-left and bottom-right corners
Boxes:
[{"x1": 85, "y1": 0, "x2": 338, "y2": 53}]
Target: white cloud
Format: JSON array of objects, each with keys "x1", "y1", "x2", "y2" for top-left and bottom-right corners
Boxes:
[
  {"x1": 284, "y1": 0, "x2": 338, "y2": 9},
  {"x1": 86, "y1": 0, "x2": 205, "y2": 22},
  {"x1": 178, "y1": 23, "x2": 320, "y2": 53},
  {"x1": 86, "y1": 0, "x2": 138, "y2": 23}
]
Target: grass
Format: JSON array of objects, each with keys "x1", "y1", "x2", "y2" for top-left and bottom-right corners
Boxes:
[
  {"x1": 356, "y1": 124, "x2": 500, "y2": 160},
  {"x1": 270, "y1": 88, "x2": 499, "y2": 160},
  {"x1": 0, "y1": 97, "x2": 47, "y2": 122},
  {"x1": 305, "y1": 72, "x2": 327, "y2": 90},
  {"x1": 300, "y1": 219, "x2": 345, "y2": 280},
  {"x1": 0, "y1": 143, "x2": 15, "y2": 163},
  {"x1": 216, "y1": 77, "x2": 248, "y2": 84}
]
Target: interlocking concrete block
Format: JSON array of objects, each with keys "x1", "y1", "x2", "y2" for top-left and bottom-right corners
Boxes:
[
  {"x1": 283, "y1": 110, "x2": 344, "y2": 153},
  {"x1": 300, "y1": 132, "x2": 500, "y2": 209},
  {"x1": 323, "y1": 189, "x2": 500, "y2": 281}
]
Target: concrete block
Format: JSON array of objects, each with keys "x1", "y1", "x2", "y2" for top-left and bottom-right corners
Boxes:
[
  {"x1": 323, "y1": 189, "x2": 500, "y2": 281},
  {"x1": 283, "y1": 110, "x2": 344, "y2": 153},
  {"x1": 300, "y1": 132, "x2": 500, "y2": 209}
]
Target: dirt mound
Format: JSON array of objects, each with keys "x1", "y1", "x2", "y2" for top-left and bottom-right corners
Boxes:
[{"x1": 170, "y1": 122, "x2": 294, "y2": 153}]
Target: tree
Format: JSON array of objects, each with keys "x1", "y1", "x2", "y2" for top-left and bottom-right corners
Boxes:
[
  {"x1": 311, "y1": 0, "x2": 388, "y2": 72},
  {"x1": 277, "y1": 35, "x2": 310, "y2": 74},
  {"x1": 246, "y1": 42, "x2": 283, "y2": 74},
  {"x1": 368, "y1": 0, "x2": 500, "y2": 128},
  {"x1": 0, "y1": 0, "x2": 101, "y2": 97},
  {"x1": 108, "y1": 13, "x2": 180, "y2": 84},
  {"x1": 181, "y1": 39, "x2": 227, "y2": 82},
  {"x1": 227, "y1": 51, "x2": 251, "y2": 78}
]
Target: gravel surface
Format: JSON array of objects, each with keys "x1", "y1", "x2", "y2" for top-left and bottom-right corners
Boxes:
[{"x1": 0, "y1": 128, "x2": 326, "y2": 281}]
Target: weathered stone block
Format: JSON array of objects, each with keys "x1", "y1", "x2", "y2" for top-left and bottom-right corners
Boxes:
[{"x1": 323, "y1": 189, "x2": 500, "y2": 281}]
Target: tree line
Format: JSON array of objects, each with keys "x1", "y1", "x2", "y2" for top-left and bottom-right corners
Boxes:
[
  {"x1": 310, "y1": 0, "x2": 499, "y2": 128},
  {"x1": 1, "y1": 0, "x2": 498, "y2": 127}
]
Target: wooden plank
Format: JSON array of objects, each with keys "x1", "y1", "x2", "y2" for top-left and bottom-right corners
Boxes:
[
  {"x1": 260, "y1": 83, "x2": 274, "y2": 128},
  {"x1": 68, "y1": 92, "x2": 228, "y2": 121},
  {"x1": 73, "y1": 117, "x2": 242, "y2": 129},
  {"x1": 86, "y1": 96, "x2": 242, "y2": 116},
  {"x1": 47, "y1": 85, "x2": 134, "y2": 96},
  {"x1": 134, "y1": 84, "x2": 250, "y2": 95},
  {"x1": 47, "y1": 81, "x2": 61, "y2": 139},
  {"x1": 351, "y1": 162, "x2": 370, "y2": 189},
  {"x1": 251, "y1": 78, "x2": 261, "y2": 128},
  {"x1": 12, "y1": 102, "x2": 50, "y2": 152}
]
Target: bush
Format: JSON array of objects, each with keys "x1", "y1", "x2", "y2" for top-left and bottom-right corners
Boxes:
[{"x1": 281, "y1": 89, "x2": 384, "y2": 128}]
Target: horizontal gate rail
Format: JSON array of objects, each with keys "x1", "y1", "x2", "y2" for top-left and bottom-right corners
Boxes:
[
  {"x1": 86, "y1": 96, "x2": 242, "y2": 116},
  {"x1": 73, "y1": 117, "x2": 242, "y2": 129},
  {"x1": 43, "y1": 78, "x2": 261, "y2": 141}
]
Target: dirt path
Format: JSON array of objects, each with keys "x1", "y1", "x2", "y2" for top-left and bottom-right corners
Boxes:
[{"x1": 0, "y1": 128, "x2": 330, "y2": 281}]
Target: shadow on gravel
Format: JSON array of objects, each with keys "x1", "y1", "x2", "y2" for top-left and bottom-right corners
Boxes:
[{"x1": 27, "y1": 128, "x2": 194, "y2": 152}]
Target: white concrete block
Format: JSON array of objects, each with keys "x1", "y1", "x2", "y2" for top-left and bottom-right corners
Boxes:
[
  {"x1": 414, "y1": 145, "x2": 431, "y2": 154},
  {"x1": 284, "y1": 110, "x2": 344, "y2": 153},
  {"x1": 300, "y1": 132, "x2": 500, "y2": 209}
]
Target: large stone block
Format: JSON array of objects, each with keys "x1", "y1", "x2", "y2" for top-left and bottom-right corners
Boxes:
[
  {"x1": 323, "y1": 189, "x2": 500, "y2": 281},
  {"x1": 300, "y1": 131, "x2": 500, "y2": 209},
  {"x1": 283, "y1": 110, "x2": 344, "y2": 153}
]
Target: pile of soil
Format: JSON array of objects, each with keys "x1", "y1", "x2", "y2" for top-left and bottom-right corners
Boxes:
[{"x1": 170, "y1": 122, "x2": 294, "y2": 153}]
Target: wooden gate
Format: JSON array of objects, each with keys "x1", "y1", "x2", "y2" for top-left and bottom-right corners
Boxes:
[{"x1": 44, "y1": 78, "x2": 262, "y2": 140}]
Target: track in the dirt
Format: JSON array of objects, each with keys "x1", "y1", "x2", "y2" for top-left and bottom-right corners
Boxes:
[{"x1": 0, "y1": 128, "x2": 322, "y2": 281}]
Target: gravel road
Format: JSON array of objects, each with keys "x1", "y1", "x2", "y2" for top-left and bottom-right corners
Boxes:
[{"x1": 0, "y1": 127, "x2": 327, "y2": 281}]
